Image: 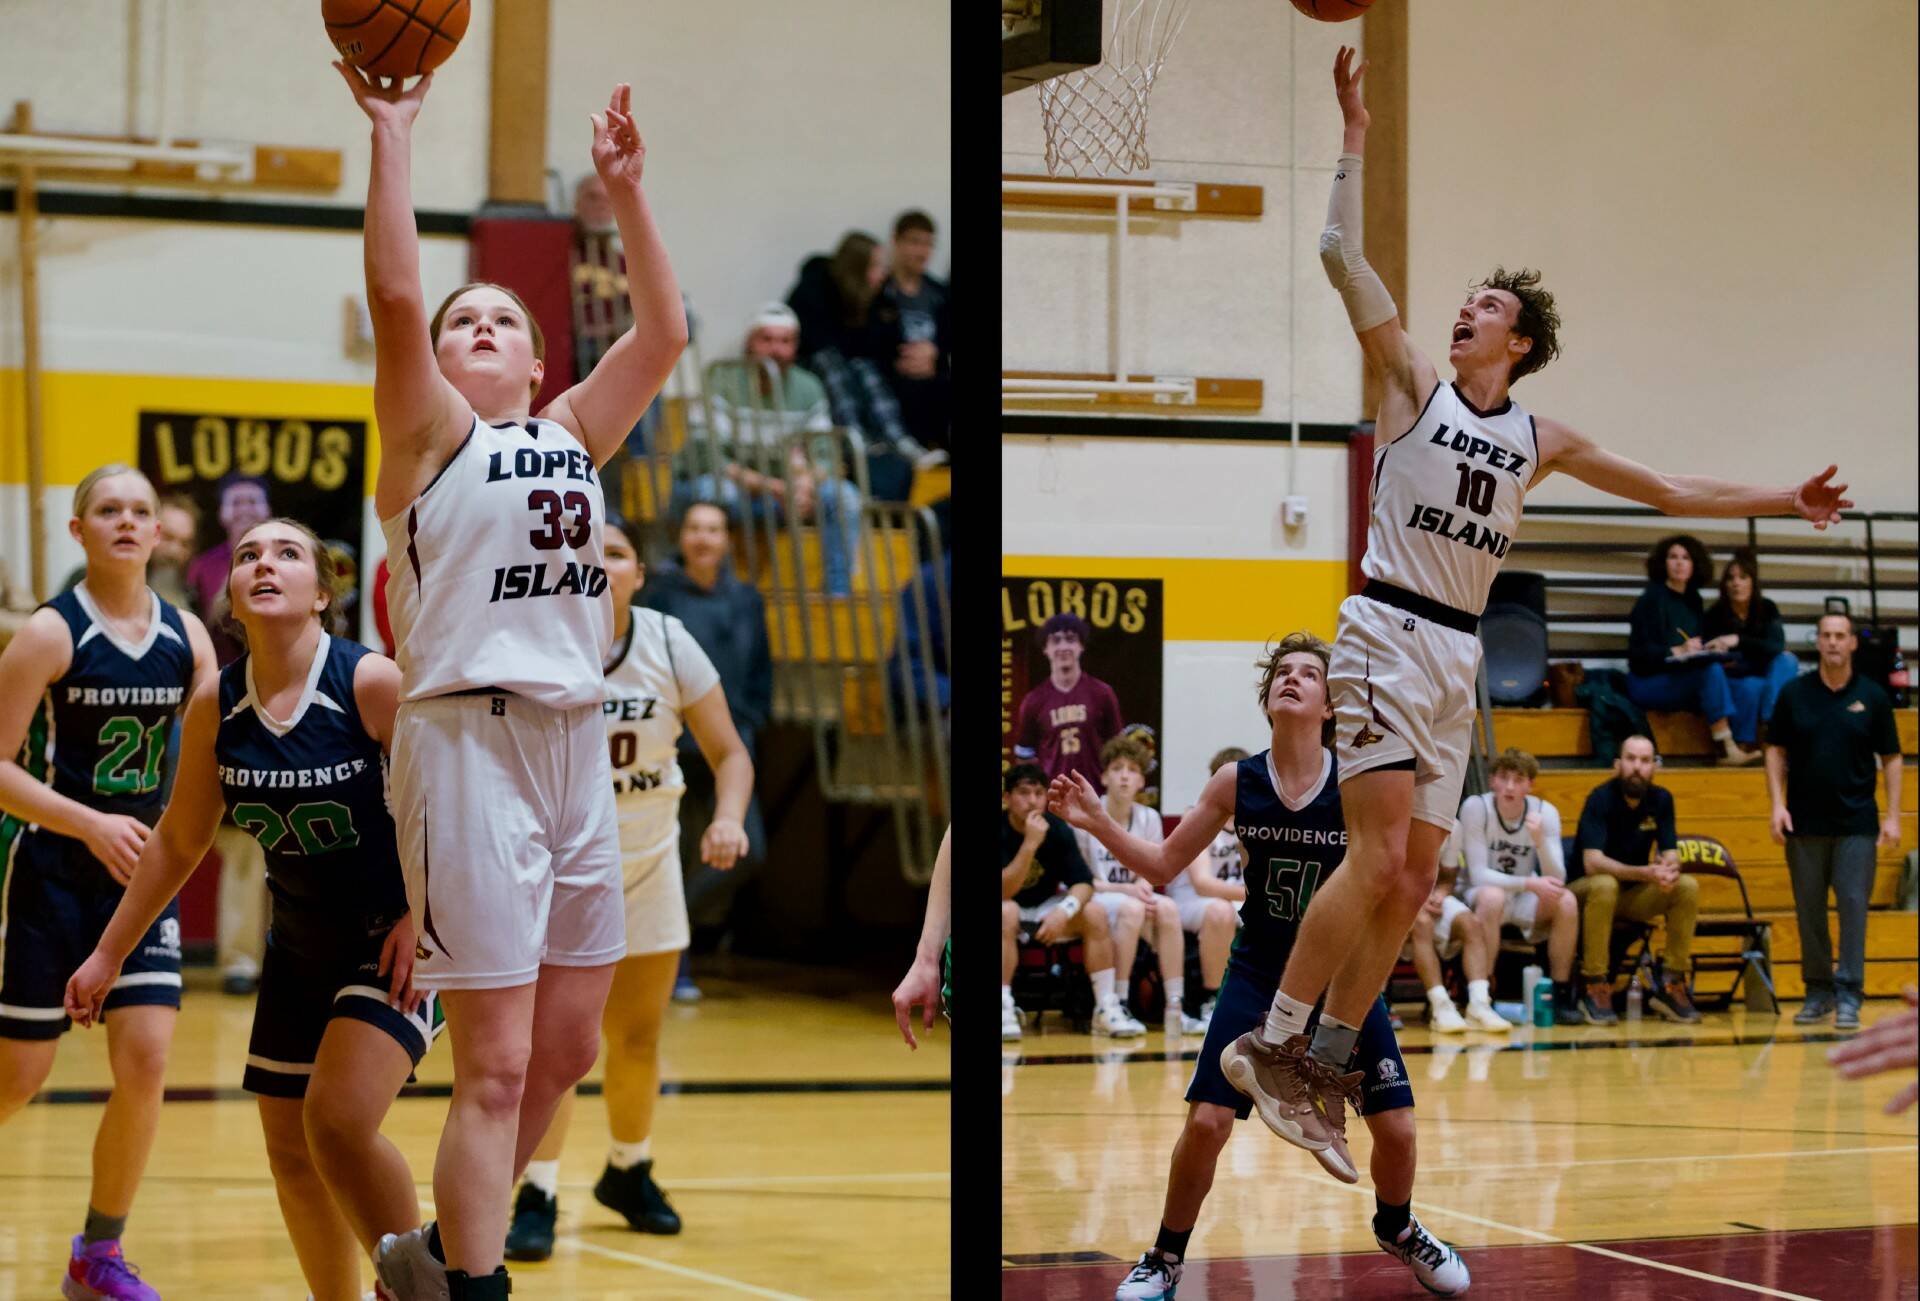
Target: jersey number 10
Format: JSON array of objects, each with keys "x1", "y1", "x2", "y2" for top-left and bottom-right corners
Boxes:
[{"x1": 1264, "y1": 857, "x2": 1325, "y2": 922}]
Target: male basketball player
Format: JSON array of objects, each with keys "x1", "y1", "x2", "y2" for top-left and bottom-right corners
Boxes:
[
  {"x1": 1224, "y1": 46, "x2": 1853, "y2": 1168},
  {"x1": 1014, "y1": 613, "x2": 1124, "y2": 789},
  {"x1": 1049, "y1": 634, "x2": 1469, "y2": 1298}
]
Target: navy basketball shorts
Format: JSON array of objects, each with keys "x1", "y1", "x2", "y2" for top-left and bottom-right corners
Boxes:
[
  {"x1": 0, "y1": 827, "x2": 182, "y2": 1040},
  {"x1": 1187, "y1": 958, "x2": 1414, "y2": 1118},
  {"x1": 243, "y1": 929, "x2": 445, "y2": 1098}
]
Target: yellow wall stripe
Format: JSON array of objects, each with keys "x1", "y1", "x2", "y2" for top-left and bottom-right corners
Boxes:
[
  {"x1": 1002, "y1": 556, "x2": 1348, "y2": 643},
  {"x1": 0, "y1": 370, "x2": 382, "y2": 487}
]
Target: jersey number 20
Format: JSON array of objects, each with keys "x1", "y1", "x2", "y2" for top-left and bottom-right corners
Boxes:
[
  {"x1": 1264, "y1": 857, "x2": 1325, "y2": 922},
  {"x1": 231, "y1": 800, "x2": 360, "y2": 855}
]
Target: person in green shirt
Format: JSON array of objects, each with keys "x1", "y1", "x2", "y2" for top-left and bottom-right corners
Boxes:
[{"x1": 1625, "y1": 534, "x2": 1756, "y2": 765}]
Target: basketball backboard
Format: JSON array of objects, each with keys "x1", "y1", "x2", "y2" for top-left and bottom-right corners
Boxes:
[{"x1": 1001, "y1": 0, "x2": 1103, "y2": 95}]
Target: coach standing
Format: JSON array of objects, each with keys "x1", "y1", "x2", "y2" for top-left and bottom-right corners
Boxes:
[{"x1": 1767, "y1": 612, "x2": 1905, "y2": 1030}]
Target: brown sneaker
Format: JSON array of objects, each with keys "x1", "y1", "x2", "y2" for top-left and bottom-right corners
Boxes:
[
  {"x1": 1646, "y1": 974, "x2": 1702, "y2": 1023},
  {"x1": 1219, "y1": 1031, "x2": 1332, "y2": 1152},
  {"x1": 1309, "y1": 1066, "x2": 1365, "y2": 1184}
]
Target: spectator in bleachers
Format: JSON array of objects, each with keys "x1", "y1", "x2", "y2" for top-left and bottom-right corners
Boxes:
[
  {"x1": 1625, "y1": 534, "x2": 1758, "y2": 766},
  {"x1": 1458, "y1": 748, "x2": 1583, "y2": 1026},
  {"x1": 1767, "y1": 610, "x2": 1904, "y2": 1030},
  {"x1": 1073, "y1": 736, "x2": 1205, "y2": 1038},
  {"x1": 1403, "y1": 860, "x2": 1497, "y2": 1032},
  {"x1": 786, "y1": 231, "x2": 923, "y2": 502},
  {"x1": 1703, "y1": 547, "x2": 1803, "y2": 745},
  {"x1": 640, "y1": 500, "x2": 772, "y2": 1001},
  {"x1": 1001, "y1": 762, "x2": 1145, "y2": 1040},
  {"x1": 1570, "y1": 734, "x2": 1703, "y2": 1023},
  {"x1": 185, "y1": 474, "x2": 272, "y2": 668},
  {"x1": 680, "y1": 303, "x2": 861, "y2": 595},
  {"x1": 1013, "y1": 613, "x2": 1124, "y2": 790},
  {"x1": 868, "y1": 210, "x2": 950, "y2": 457}
]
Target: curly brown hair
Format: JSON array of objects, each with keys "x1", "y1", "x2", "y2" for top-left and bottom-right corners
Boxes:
[
  {"x1": 1645, "y1": 533, "x2": 1712, "y2": 594},
  {"x1": 1208, "y1": 746, "x2": 1251, "y2": 775},
  {"x1": 1473, "y1": 266, "x2": 1561, "y2": 383},
  {"x1": 1254, "y1": 632, "x2": 1335, "y2": 745},
  {"x1": 1098, "y1": 734, "x2": 1153, "y2": 777},
  {"x1": 1489, "y1": 747, "x2": 1540, "y2": 783}
]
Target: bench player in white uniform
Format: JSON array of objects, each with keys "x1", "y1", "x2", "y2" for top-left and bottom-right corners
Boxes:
[
  {"x1": 503, "y1": 514, "x2": 751, "y2": 1261},
  {"x1": 335, "y1": 65, "x2": 688, "y2": 1300},
  {"x1": 1164, "y1": 746, "x2": 1254, "y2": 1035},
  {"x1": 1227, "y1": 46, "x2": 1855, "y2": 1166}
]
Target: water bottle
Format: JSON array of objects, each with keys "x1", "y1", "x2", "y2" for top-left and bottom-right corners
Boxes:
[
  {"x1": 1625, "y1": 974, "x2": 1643, "y2": 1024},
  {"x1": 1520, "y1": 964, "x2": 1544, "y2": 1017},
  {"x1": 1531, "y1": 978, "x2": 1554, "y2": 1027}
]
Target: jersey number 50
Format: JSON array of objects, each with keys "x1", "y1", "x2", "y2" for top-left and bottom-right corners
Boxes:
[{"x1": 1264, "y1": 857, "x2": 1325, "y2": 922}]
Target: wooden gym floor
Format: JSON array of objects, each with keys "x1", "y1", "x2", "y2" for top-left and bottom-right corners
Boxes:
[
  {"x1": 1002, "y1": 1003, "x2": 1918, "y2": 1299},
  {"x1": 1, "y1": 961, "x2": 949, "y2": 1300}
]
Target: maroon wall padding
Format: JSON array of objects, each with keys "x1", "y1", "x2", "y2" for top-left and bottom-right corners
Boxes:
[
  {"x1": 467, "y1": 215, "x2": 577, "y2": 415},
  {"x1": 1348, "y1": 426, "x2": 1375, "y2": 596},
  {"x1": 176, "y1": 847, "x2": 221, "y2": 947}
]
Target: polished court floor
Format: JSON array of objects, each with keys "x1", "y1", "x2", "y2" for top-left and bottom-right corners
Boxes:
[
  {"x1": 1, "y1": 962, "x2": 950, "y2": 1300},
  {"x1": 1002, "y1": 1001, "x2": 1918, "y2": 1300}
]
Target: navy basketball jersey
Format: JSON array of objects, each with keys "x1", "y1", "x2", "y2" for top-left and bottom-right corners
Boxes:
[
  {"x1": 16, "y1": 586, "x2": 194, "y2": 824},
  {"x1": 215, "y1": 634, "x2": 406, "y2": 957},
  {"x1": 1231, "y1": 748, "x2": 1349, "y2": 981}
]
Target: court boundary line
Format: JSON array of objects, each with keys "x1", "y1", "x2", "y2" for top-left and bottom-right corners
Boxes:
[
  {"x1": 28, "y1": 1076, "x2": 951, "y2": 1107},
  {"x1": 563, "y1": 1236, "x2": 814, "y2": 1300},
  {"x1": 1420, "y1": 1143, "x2": 1918, "y2": 1176}
]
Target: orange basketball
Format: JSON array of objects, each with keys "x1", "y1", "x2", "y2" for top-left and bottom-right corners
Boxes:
[
  {"x1": 323, "y1": 0, "x2": 470, "y2": 80},
  {"x1": 1290, "y1": 0, "x2": 1372, "y2": 20}
]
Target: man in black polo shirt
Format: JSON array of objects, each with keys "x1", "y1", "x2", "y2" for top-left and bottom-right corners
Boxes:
[
  {"x1": 1000, "y1": 763, "x2": 1145, "y2": 1041},
  {"x1": 1766, "y1": 612, "x2": 1904, "y2": 1030},
  {"x1": 1569, "y1": 734, "x2": 1703, "y2": 1024}
]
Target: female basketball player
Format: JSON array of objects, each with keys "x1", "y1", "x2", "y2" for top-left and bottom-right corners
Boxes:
[
  {"x1": 334, "y1": 61, "x2": 687, "y2": 1299},
  {"x1": 0, "y1": 463, "x2": 216, "y2": 1301},
  {"x1": 501, "y1": 514, "x2": 752, "y2": 1261},
  {"x1": 1229, "y1": 46, "x2": 1853, "y2": 1165},
  {"x1": 66, "y1": 517, "x2": 432, "y2": 1301},
  {"x1": 1049, "y1": 635, "x2": 1469, "y2": 1299}
]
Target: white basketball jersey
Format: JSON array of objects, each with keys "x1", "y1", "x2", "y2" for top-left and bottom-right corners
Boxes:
[
  {"x1": 1075, "y1": 804, "x2": 1163, "y2": 886},
  {"x1": 1364, "y1": 382, "x2": 1537, "y2": 615},
  {"x1": 603, "y1": 608, "x2": 720, "y2": 827},
  {"x1": 381, "y1": 415, "x2": 612, "y2": 708}
]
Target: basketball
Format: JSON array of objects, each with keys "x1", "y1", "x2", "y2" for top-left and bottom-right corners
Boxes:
[
  {"x1": 323, "y1": 0, "x2": 469, "y2": 79},
  {"x1": 1290, "y1": 0, "x2": 1372, "y2": 21}
]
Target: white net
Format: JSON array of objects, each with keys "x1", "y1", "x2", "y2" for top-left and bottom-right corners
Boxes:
[{"x1": 1038, "y1": 0, "x2": 1194, "y2": 177}]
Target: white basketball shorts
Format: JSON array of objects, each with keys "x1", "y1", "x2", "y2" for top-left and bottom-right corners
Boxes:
[
  {"x1": 1175, "y1": 893, "x2": 1230, "y2": 933},
  {"x1": 1329, "y1": 591, "x2": 1481, "y2": 831},
  {"x1": 616, "y1": 798, "x2": 691, "y2": 958},
  {"x1": 1430, "y1": 894, "x2": 1472, "y2": 960},
  {"x1": 391, "y1": 692, "x2": 626, "y2": 990},
  {"x1": 1495, "y1": 886, "x2": 1546, "y2": 941}
]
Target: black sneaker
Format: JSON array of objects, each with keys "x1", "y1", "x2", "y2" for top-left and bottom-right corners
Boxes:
[
  {"x1": 503, "y1": 1182, "x2": 556, "y2": 1261},
  {"x1": 1645, "y1": 974, "x2": 1702, "y2": 1024},
  {"x1": 1554, "y1": 998, "x2": 1585, "y2": 1027},
  {"x1": 593, "y1": 1159, "x2": 681, "y2": 1235},
  {"x1": 1580, "y1": 978, "x2": 1618, "y2": 1025},
  {"x1": 1835, "y1": 998, "x2": 1862, "y2": 1030},
  {"x1": 1794, "y1": 992, "x2": 1836, "y2": 1025}
]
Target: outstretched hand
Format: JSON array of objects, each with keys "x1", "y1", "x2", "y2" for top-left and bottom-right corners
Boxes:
[
  {"x1": 590, "y1": 83, "x2": 647, "y2": 192},
  {"x1": 1332, "y1": 45, "x2": 1370, "y2": 132},
  {"x1": 1790, "y1": 465, "x2": 1852, "y2": 531},
  {"x1": 333, "y1": 61, "x2": 434, "y2": 129},
  {"x1": 1827, "y1": 984, "x2": 1919, "y2": 1114},
  {"x1": 1046, "y1": 771, "x2": 1104, "y2": 830}
]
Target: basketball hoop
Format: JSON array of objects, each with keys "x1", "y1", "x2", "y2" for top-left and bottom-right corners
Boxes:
[{"x1": 1038, "y1": 0, "x2": 1193, "y2": 177}]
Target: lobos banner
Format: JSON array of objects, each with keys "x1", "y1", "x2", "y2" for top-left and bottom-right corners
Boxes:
[
  {"x1": 138, "y1": 409, "x2": 369, "y2": 637},
  {"x1": 1001, "y1": 574, "x2": 1165, "y2": 809}
]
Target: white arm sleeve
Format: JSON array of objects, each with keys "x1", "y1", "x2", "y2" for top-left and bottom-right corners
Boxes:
[
  {"x1": 1318, "y1": 154, "x2": 1399, "y2": 333},
  {"x1": 1535, "y1": 801, "x2": 1567, "y2": 881}
]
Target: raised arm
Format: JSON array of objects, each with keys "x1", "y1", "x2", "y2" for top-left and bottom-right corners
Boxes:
[
  {"x1": 1048, "y1": 765, "x2": 1236, "y2": 887},
  {"x1": 1318, "y1": 46, "x2": 1435, "y2": 426},
  {"x1": 334, "y1": 64, "x2": 472, "y2": 518},
  {"x1": 543, "y1": 84, "x2": 690, "y2": 467},
  {"x1": 1534, "y1": 417, "x2": 1851, "y2": 528}
]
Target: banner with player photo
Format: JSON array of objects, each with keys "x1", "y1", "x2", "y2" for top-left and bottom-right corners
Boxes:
[
  {"x1": 1001, "y1": 574, "x2": 1164, "y2": 808},
  {"x1": 138, "y1": 409, "x2": 369, "y2": 636}
]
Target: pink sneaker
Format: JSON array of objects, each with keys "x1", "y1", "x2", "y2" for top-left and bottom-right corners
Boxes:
[{"x1": 63, "y1": 1236, "x2": 161, "y2": 1300}]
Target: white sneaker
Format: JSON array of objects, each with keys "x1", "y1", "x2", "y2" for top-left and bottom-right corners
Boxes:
[
  {"x1": 1002, "y1": 996, "x2": 1024, "y2": 1041},
  {"x1": 1429, "y1": 997, "x2": 1467, "y2": 1033},
  {"x1": 1115, "y1": 1249, "x2": 1182, "y2": 1299},
  {"x1": 1164, "y1": 1004, "x2": 1206, "y2": 1037},
  {"x1": 1196, "y1": 997, "x2": 1216, "y2": 1033},
  {"x1": 1094, "y1": 1002, "x2": 1147, "y2": 1037},
  {"x1": 1376, "y1": 1213, "x2": 1470, "y2": 1295},
  {"x1": 1464, "y1": 1000, "x2": 1512, "y2": 1032}
]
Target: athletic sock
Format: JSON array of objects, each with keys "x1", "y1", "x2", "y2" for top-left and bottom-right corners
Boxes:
[
  {"x1": 81, "y1": 1207, "x2": 126, "y2": 1246},
  {"x1": 1466, "y1": 978, "x2": 1491, "y2": 1007},
  {"x1": 1153, "y1": 1222, "x2": 1193, "y2": 1262},
  {"x1": 1092, "y1": 968, "x2": 1118, "y2": 1006},
  {"x1": 426, "y1": 1220, "x2": 445, "y2": 1264},
  {"x1": 1553, "y1": 979, "x2": 1574, "y2": 1005},
  {"x1": 1165, "y1": 977, "x2": 1185, "y2": 1009},
  {"x1": 1373, "y1": 1197, "x2": 1412, "y2": 1243},
  {"x1": 608, "y1": 1137, "x2": 651, "y2": 1170},
  {"x1": 1002, "y1": 983, "x2": 1014, "y2": 1004},
  {"x1": 1262, "y1": 990, "x2": 1314, "y2": 1045},
  {"x1": 522, "y1": 1159, "x2": 560, "y2": 1198},
  {"x1": 1425, "y1": 984, "x2": 1451, "y2": 1006},
  {"x1": 1308, "y1": 1013, "x2": 1361, "y2": 1071}
]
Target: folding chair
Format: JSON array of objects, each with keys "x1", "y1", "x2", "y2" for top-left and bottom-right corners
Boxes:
[
  {"x1": 1674, "y1": 834, "x2": 1778, "y2": 1014},
  {"x1": 1011, "y1": 930, "x2": 1094, "y2": 1032}
]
